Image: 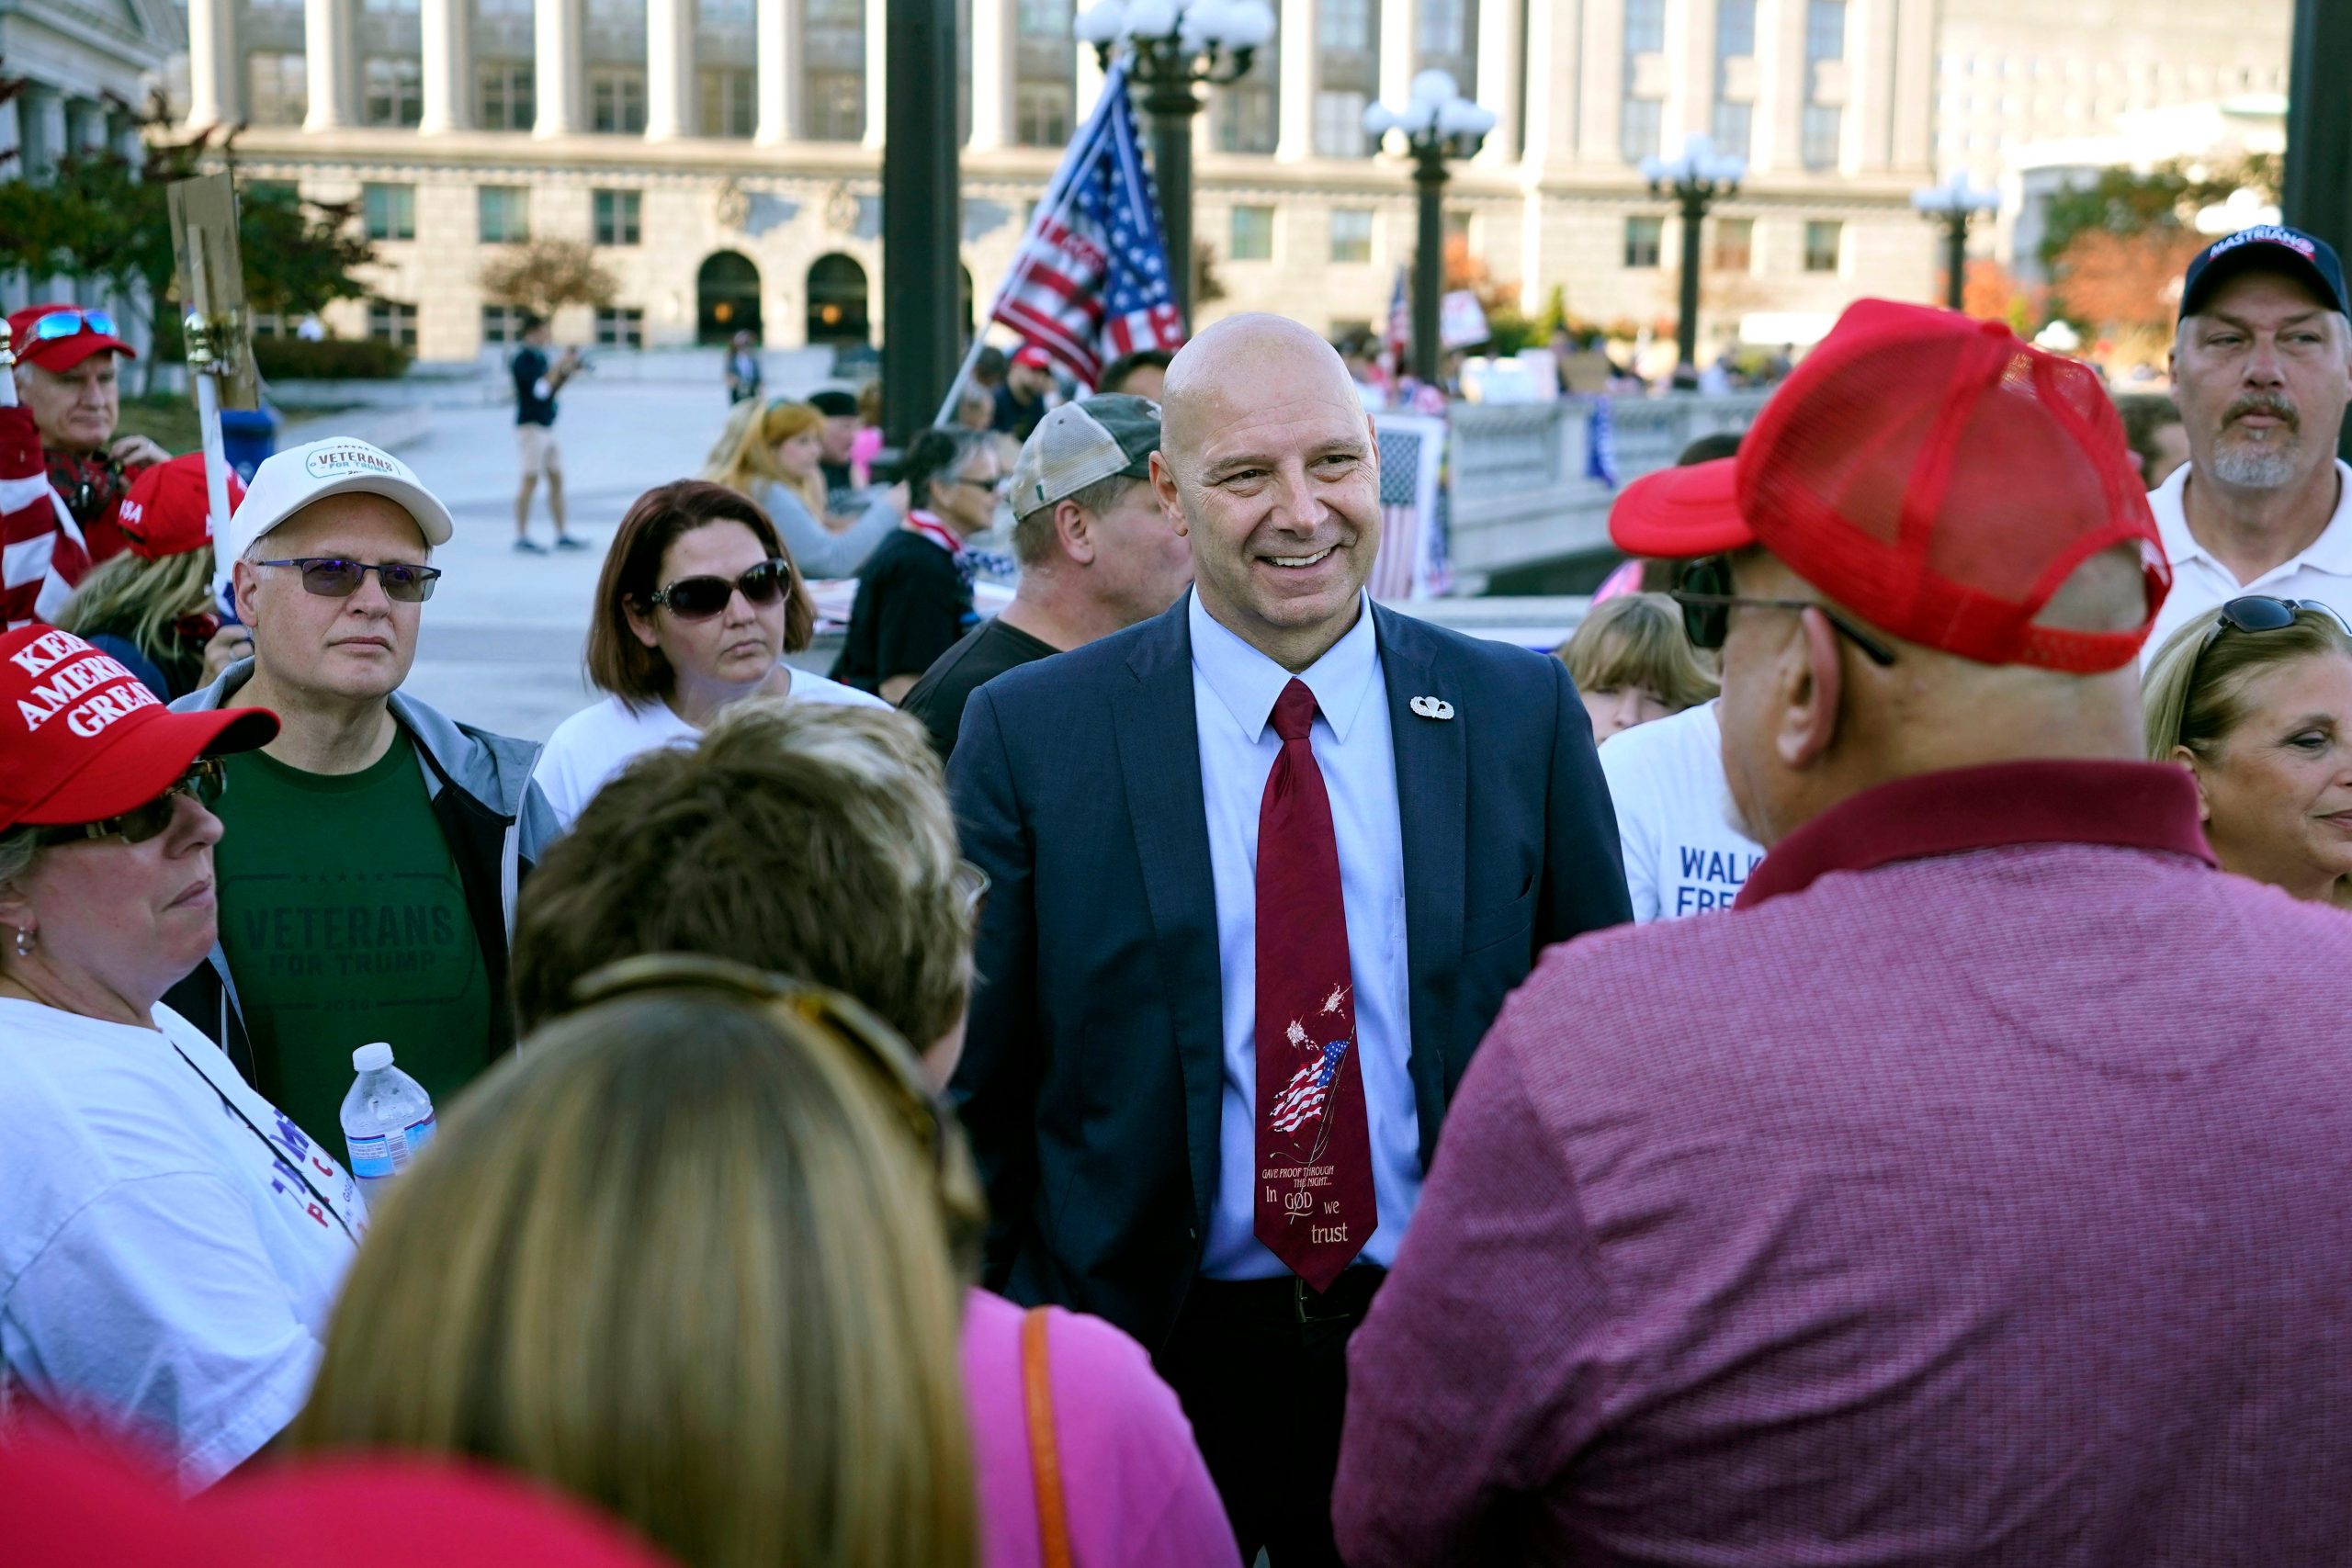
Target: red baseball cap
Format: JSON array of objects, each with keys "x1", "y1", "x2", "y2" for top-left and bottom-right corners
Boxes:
[
  {"x1": 0, "y1": 626, "x2": 277, "y2": 830},
  {"x1": 1012, "y1": 344, "x2": 1055, "y2": 371},
  {"x1": 0, "y1": 1427, "x2": 676, "y2": 1568},
  {"x1": 119, "y1": 453, "x2": 245, "y2": 561},
  {"x1": 1610, "y1": 299, "x2": 2169, "y2": 672},
  {"x1": 8, "y1": 303, "x2": 139, "y2": 372}
]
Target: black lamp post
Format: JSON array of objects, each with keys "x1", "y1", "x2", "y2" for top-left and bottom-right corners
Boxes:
[
  {"x1": 1076, "y1": 0, "x2": 1275, "y2": 322},
  {"x1": 1912, "y1": 172, "x2": 1999, "y2": 314},
  {"x1": 1641, "y1": 135, "x2": 1744, "y2": 377},
  {"x1": 1365, "y1": 71, "x2": 1496, "y2": 387}
]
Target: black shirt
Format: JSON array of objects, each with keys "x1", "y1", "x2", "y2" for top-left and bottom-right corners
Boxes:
[
  {"x1": 901, "y1": 616, "x2": 1060, "y2": 760},
  {"x1": 831, "y1": 530, "x2": 975, "y2": 694},
  {"x1": 993, "y1": 382, "x2": 1047, "y2": 441},
  {"x1": 511, "y1": 346, "x2": 557, "y2": 426}
]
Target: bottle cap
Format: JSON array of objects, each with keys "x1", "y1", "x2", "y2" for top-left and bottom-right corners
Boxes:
[{"x1": 352, "y1": 1042, "x2": 394, "y2": 1073}]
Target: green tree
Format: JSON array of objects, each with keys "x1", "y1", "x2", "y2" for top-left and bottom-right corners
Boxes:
[{"x1": 2037, "y1": 153, "x2": 2282, "y2": 275}]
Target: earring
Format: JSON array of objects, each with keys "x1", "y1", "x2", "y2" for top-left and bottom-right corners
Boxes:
[{"x1": 9, "y1": 928, "x2": 32, "y2": 959}]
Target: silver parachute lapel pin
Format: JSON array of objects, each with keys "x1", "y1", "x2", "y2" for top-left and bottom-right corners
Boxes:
[{"x1": 1409, "y1": 695, "x2": 1455, "y2": 721}]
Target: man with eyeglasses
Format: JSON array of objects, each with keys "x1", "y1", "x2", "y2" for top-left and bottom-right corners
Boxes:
[
  {"x1": 1339, "y1": 299, "x2": 2352, "y2": 1563},
  {"x1": 2146, "y1": 226, "x2": 2352, "y2": 657},
  {"x1": 165, "y1": 437, "x2": 560, "y2": 1149}
]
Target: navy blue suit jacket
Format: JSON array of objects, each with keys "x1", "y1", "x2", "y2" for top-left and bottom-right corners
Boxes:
[{"x1": 945, "y1": 594, "x2": 1631, "y2": 1348}]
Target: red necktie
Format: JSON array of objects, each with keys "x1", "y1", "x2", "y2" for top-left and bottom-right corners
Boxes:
[{"x1": 1254, "y1": 678, "x2": 1376, "y2": 1292}]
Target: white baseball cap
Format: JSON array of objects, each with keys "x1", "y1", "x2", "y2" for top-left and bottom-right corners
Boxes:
[{"x1": 227, "y1": 436, "x2": 455, "y2": 561}]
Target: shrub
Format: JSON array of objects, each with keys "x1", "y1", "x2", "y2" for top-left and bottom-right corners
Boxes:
[{"x1": 253, "y1": 336, "x2": 414, "y2": 380}]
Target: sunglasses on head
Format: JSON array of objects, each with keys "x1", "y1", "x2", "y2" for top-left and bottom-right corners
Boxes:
[
  {"x1": 37, "y1": 757, "x2": 225, "y2": 848},
  {"x1": 646, "y1": 558, "x2": 791, "y2": 620},
  {"x1": 255, "y1": 557, "x2": 442, "y2": 603},
  {"x1": 30, "y1": 309, "x2": 117, "y2": 342},
  {"x1": 1669, "y1": 556, "x2": 1899, "y2": 668}
]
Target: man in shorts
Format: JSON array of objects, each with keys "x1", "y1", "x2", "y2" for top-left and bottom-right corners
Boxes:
[{"x1": 511, "y1": 315, "x2": 585, "y2": 554}]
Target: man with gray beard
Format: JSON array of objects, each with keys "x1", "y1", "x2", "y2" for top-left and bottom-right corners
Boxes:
[{"x1": 2144, "y1": 226, "x2": 2352, "y2": 655}]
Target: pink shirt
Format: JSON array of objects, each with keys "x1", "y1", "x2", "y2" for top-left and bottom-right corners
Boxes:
[
  {"x1": 1337, "y1": 761, "x2": 2352, "y2": 1565},
  {"x1": 961, "y1": 1289, "x2": 1239, "y2": 1568}
]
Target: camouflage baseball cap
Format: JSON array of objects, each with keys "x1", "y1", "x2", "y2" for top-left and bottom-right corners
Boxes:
[{"x1": 1007, "y1": 395, "x2": 1161, "y2": 520}]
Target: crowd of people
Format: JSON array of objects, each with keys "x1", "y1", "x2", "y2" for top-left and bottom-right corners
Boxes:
[{"x1": 8, "y1": 219, "x2": 2352, "y2": 1568}]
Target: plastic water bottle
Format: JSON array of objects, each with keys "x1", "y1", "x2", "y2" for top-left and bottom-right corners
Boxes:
[{"x1": 340, "y1": 1043, "x2": 435, "y2": 1208}]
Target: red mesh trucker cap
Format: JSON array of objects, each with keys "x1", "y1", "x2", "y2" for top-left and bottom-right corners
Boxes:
[{"x1": 1610, "y1": 299, "x2": 2170, "y2": 671}]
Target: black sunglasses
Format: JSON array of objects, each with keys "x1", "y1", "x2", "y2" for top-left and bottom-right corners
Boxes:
[
  {"x1": 646, "y1": 558, "x2": 791, "y2": 620},
  {"x1": 1669, "y1": 556, "x2": 1898, "y2": 668},
  {"x1": 255, "y1": 557, "x2": 442, "y2": 603},
  {"x1": 38, "y1": 758, "x2": 225, "y2": 847}
]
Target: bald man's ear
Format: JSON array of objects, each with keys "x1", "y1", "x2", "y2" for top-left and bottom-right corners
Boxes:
[
  {"x1": 1777, "y1": 607, "x2": 1846, "y2": 771},
  {"x1": 1149, "y1": 450, "x2": 1188, "y2": 536}
]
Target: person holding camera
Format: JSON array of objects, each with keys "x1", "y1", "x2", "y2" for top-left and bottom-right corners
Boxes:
[{"x1": 511, "y1": 316, "x2": 587, "y2": 555}]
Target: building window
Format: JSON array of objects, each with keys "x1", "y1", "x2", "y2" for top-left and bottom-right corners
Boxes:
[
  {"x1": 698, "y1": 67, "x2": 756, "y2": 137},
  {"x1": 362, "y1": 0, "x2": 419, "y2": 11},
  {"x1": 362, "y1": 56, "x2": 424, "y2": 126},
  {"x1": 1230, "y1": 206, "x2": 1274, "y2": 262},
  {"x1": 1801, "y1": 103, "x2": 1841, "y2": 169},
  {"x1": 804, "y1": 0, "x2": 865, "y2": 141},
  {"x1": 1804, "y1": 219, "x2": 1842, "y2": 273},
  {"x1": 1624, "y1": 0, "x2": 1665, "y2": 53},
  {"x1": 368, "y1": 299, "x2": 418, "y2": 348},
  {"x1": 594, "y1": 307, "x2": 646, "y2": 347},
  {"x1": 590, "y1": 68, "x2": 648, "y2": 133},
  {"x1": 362, "y1": 183, "x2": 416, "y2": 241},
  {"x1": 1316, "y1": 90, "x2": 1369, "y2": 156},
  {"x1": 1016, "y1": 81, "x2": 1072, "y2": 145},
  {"x1": 1715, "y1": 0, "x2": 1755, "y2": 57},
  {"x1": 1017, "y1": 0, "x2": 1066, "y2": 31},
  {"x1": 806, "y1": 72, "x2": 864, "y2": 140},
  {"x1": 1321, "y1": 0, "x2": 1372, "y2": 52},
  {"x1": 593, "y1": 189, "x2": 642, "y2": 245},
  {"x1": 1712, "y1": 216, "x2": 1753, "y2": 272},
  {"x1": 478, "y1": 62, "x2": 535, "y2": 130},
  {"x1": 1216, "y1": 78, "x2": 1277, "y2": 152},
  {"x1": 247, "y1": 52, "x2": 308, "y2": 126},
  {"x1": 1621, "y1": 96, "x2": 1662, "y2": 164},
  {"x1": 1329, "y1": 209, "x2": 1374, "y2": 264},
  {"x1": 1624, "y1": 215, "x2": 1663, "y2": 268},
  {"x1": 482, "y1": 304, "x2": 530, "y2": 346},
  {"x1": 1804, "y1": 0, "x2": 1845, "y2": 62},
  {"x1": 1417, "y1": 0, "x2": 1465, "y2": 57},
  {"x1": 1712, "y1": 99, "x2": 1751, "y2": 161},
  {"x1": 479, "y1": 186, "x2": 530, "y2": 243}
]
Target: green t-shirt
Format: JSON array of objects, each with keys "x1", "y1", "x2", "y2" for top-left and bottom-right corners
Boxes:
[{"x1": 213, "y1": 730, "x2": 495, "y2": 1148}]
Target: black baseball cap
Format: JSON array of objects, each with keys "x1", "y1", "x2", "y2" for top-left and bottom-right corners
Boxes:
[{"x1": 2178, "y1": 224, "x2": 2348, "y2": 322}]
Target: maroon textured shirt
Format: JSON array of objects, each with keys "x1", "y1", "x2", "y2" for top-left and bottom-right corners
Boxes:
[{"x1": 1335, "y1": 761, "x2": 2352, "y2": 1566}]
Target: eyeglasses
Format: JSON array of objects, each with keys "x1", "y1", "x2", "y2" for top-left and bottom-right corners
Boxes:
[
  {"x1": 2177, "y1": 596, "x2": 2352, "y2": 727},
  {"x1": 1669, "y1": 556, "x2": 1898, "y2": 668},
  {"x1": 30, "y1": 309, "x2": 117, "y2": 342},
  {"x1": 37, "y1": 757, "x2": 225, "y2": 847},
  {"x1": 645, "y1": 558, "x2": 792, "y2": 620},
  {"x1": 255, "y1": 558, "x2": 442, "y2": 603},
  {"x1": 954, "y1": 475, "x2": 1008, "y2": 495}
]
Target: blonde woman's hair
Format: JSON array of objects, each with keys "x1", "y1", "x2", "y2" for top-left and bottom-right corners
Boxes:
[
  {"x1": 703, "y1": 399, "x2": 828, "y2": 517},
  {"x1": 2142, "y1": 603, "x2": 2352, "y2": 761},
  {"x1": 288, "y1": 985, "x2": 978, "y2": 1568},
  {"x1": 1556, "y1": 592, "x2": 1720, "y2": 712},
  {"x1": 53, "y1": 547, "x2": 215, "y2": 668}
]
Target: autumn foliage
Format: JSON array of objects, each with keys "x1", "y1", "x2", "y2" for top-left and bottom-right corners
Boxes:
[{"x1": 2049, "y1": 227, "x2": 2209, "y2": 337}]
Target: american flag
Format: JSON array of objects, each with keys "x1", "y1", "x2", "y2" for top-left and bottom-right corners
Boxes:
[
  {"x1": 1, "y1": 406, "x2": 88, "y2": 632},
  {"x1": 1368, "y1": 415, "x2": 1450, "y2": 600},
  {"x1": 1270, "y1": 1034, "x2": 1351, "y2": 1136},
  {"x1": 1381, "y1": 265, "x2": 1409, "y2": 381},
  {"x1": 990, "y1": 66, "x2": 1185, "y2": 386},
  {"x1": 1586, "y1": 397, "x2": 1622, "y2": 490}
]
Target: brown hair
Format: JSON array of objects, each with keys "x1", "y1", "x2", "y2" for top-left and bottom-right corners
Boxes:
[
  {"x1": 288, "y1": 986, "x2": 977, "y2": 1568},
  {"x1": 1556, "y1": 592, "x2": 1720, "y2": 711},
  {"x1": 2142, "y1": 603, "x2": 2352, "y2": 761},
  {"x1": 2114, "y1": 392, "x2": 2184, "y2": 486},
  {"x1": 511, "y1": 699, "x2": 972, "y2": 1049},
  {"x1": 585, "y1": 479, "x2": 816, "y2": 705}
]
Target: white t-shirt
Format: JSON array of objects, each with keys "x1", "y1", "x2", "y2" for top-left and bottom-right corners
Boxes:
[
  {"x1": 535, "y1": 670, "x2": 890, "y2": 829},
  {"x1": 2143, "y1": 459, "x2": 2352, "y2": 662},
  {"x1": 0, "y1": 998, "x2": 362, "y2": 1491},
  {"x1": 1598, "y1": 700, "x2": 1766, "y2": 922}
]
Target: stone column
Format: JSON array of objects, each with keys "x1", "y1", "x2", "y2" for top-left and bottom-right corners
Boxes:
[
  {"x1": 304, "y1": 0, "x2": 356, "y2": 128},
  {"x1": 754, "y1": 0, "x2": 799, "y2": 142},
  {"x1": 1471, "y1": 0, "x2": 1520, "y2": 164},
  {"x1": 647, "y1": 0, "x2": 695, "y2": 137},
  {"x1": 1577, "y1": 0, "x2": 1624, "y2": 163},
  {"x1": 1665, "y1": 0, "x2": 1714, "y2": 146},
  {"x1": 25, "y1": 85, "x2": 67, "y2": 177},
  {"x1": 1275, "y1": 0, "x2": 1317, "y2": 161},
  {"x1": 967, "y1": 0, "x2": 1013, "y2": 148},
  {"x1": 1754, "y1": 0, "x2": 1807, "y2": 172},
  {"x1": 186, "y1": 0, "x2": 241, "y2": 129},
  {"x1": 535, "y1": 0, "x2": 586, "y2": 134},
  {"x1": 861, "y1": 0, "x2": 888, "y2": 148},
  {"x1": 419, "y1": 0, "x2": 473, "y2": 131},
  {"x1": 1378, "y1": 0, "x2": 1414, "y2": 108}
]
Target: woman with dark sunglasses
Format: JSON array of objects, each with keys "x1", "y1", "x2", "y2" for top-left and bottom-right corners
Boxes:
[
  {"x1": 2143, "y1": 595, "x2": 2352, "y2": 906},
  {"x1": 0, "y1": 626, "x2": 364, "y2": 1490},
  {"x1": 535, "y1": 479, "x2": 888, "y2": 829}
]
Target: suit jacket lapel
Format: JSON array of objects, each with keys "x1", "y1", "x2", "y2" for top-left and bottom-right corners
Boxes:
[
  {"x1": 1374, "y1": 604, "x2": 1466, "y2": 1168},
  {"x1": 1114, "y1": 596, "x2": 1227, "y2": 1242}
]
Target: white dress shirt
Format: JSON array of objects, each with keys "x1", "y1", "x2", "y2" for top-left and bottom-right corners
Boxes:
[
  {"x1": 1189, "y1": 590, "x2": 1423, "y2": 1280},
  {"x1": 2144, "y1": 459, "x2": 2352, "y2": 662}
]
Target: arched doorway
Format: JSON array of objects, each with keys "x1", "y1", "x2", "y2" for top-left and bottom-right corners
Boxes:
[
  {"x1": 806, "y1": 254, "x2": 871, "y2": 344},
  {"x1": 696, "y1": 252, "x2": 762, "y2": 344}
]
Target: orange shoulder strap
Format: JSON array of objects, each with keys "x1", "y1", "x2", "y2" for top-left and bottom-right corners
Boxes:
[{"x1": 1021, "y1": 1305, "x2": 1075, "y2": 1568}]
